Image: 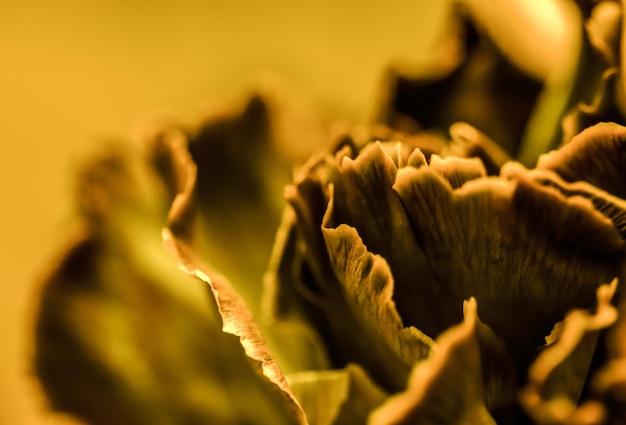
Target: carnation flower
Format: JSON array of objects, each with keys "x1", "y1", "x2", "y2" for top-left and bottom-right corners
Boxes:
[{"x1": 32, "y1": 1, "x2": 626, "y2": 424}]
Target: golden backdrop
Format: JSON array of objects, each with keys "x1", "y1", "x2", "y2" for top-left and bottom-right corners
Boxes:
[{"x1": 0, "y1": 1, "x2": 449, "y2": 423}]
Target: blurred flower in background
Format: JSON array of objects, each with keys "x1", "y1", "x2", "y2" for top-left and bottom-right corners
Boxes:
[{"x1": 22, "y1": 0, "x2": 626, "y2": 424}]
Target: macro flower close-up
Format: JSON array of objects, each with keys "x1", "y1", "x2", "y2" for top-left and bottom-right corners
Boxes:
[{"x1": 7, "y1": 0, "x2": 626, "y2": 424}]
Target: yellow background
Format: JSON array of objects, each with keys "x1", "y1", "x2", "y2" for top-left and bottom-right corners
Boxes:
[{"x1": 0, "y1": 1, "x2": 447, "y2": 423}]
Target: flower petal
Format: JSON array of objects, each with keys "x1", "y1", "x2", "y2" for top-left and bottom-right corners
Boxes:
[
  {"x1": 585, "y1": 1, "x2": 622, "y2": 66},
  {"x1": 502, "y1": 162, "x2": 626, "y2": 241},
  {"x1": 368, "y1": 299, "x2": 497, "y2": 425},
  {"x1": 591, "y1": 359, "x2": 626, "y2": 422},
  {"x1": 378, "y1": 10, "x2": 543, "y2": 158},
  {"x1": 267, "y1": 142, "x2": 440, "y2": 391},
  {"x1": 327, "y1": 142, "x2": 485, "y2": 339},
  {"x1": 393, "y1": 164, "x2": 623, "y2": 359},
  {"x1": 163, "y1": 137, "x2": 317, "y2": 422},
  {"x1": 321, "y1": 221, "x2": 435, "y2": 366},
  {"x1": 588, "y1": 264, "x2": 626, "y2": 422},
  {"x1": 562, "y1": 68, "x2": 626, "y2": 143},
  {"x1": 270, "y1": 145, "x2": 420, "y2": 391},
  {"x1": 163, "y1": 228, "x2": 307, "y2": 424},
  {"x1": 144, "y1": 124, "x2": 191, "y2": 204},
  {"x1": 521, "y1": 281, "x2": 618, "y2": 424},
  {"x1": 155, "y1": 93, "x2": 331, "y2": 374},
  {"x1": 537, "y1": 122, "x2": 626, "y2": 199},
  {"x1": 262, "y1": 207, "x2": 334, "y2": 372},
  {"x1": 154, "y1": 94, "x2": 296, "y2": 317},
  {"x1": 35, "y1": 144, "x2": 306, "y2": 425},
  {"x1": 448, "y1": 122, "x2": 512, "y2": 175},
  {"x1": 287, "y1": 364, "x2": 387, "y2": 425},
  {"x1": 428, "y1": 154, "x2": 487, "y2": 189}
]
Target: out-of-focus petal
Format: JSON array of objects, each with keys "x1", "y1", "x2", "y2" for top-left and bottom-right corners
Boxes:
[
  {"x1": 378, "y1": 8, "x2": 544, "y2": 158},
  {"x1": 288, "y1": 364, "x2": 387, "y2": 425},
  {"x1": 262, "y1": 207, "x2": 334, "y2": 373},
  {"x1": 585, "y1": 1, "x2": 622, "y2": 67},
  {"x1": 448, "y1": 122, "x2": 512, "y2": 175},
  {"x1": 460, "y1": 0, "x2": 580, "y2": 81},
  {"x1": 150, "y1": 93, "x2": 333, "y2": 375},
  {"x1": 562, "y1": 68, "x2": 626, "y2": 143},
  {"x1": 35, "y1": 144, "x2": 305, "y2": 425},
  {"x1": 162, "y1": 137, "x2": 308, "y2": 423},
  {"x1": 368, "y1": 299, "x2": 497, "y2": 425},
  {"x1": 148, "y1": 93, "x2": 301, "y2": 318},
  {"x1": 163, "y1": 229, "x2": 307, "y2": 425},
  {"x1": 521, "y1": 281, "x2": 618, "y2": 424},
  {"x1": 589, "y1": 264, "x2": 626, "y2": 422},
  {"x1": 144, "y1": 124, "x2": 191, "y2": 204},
  {"x1": 591, "y1": 359, "x2": 626, "y2": 421}
]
